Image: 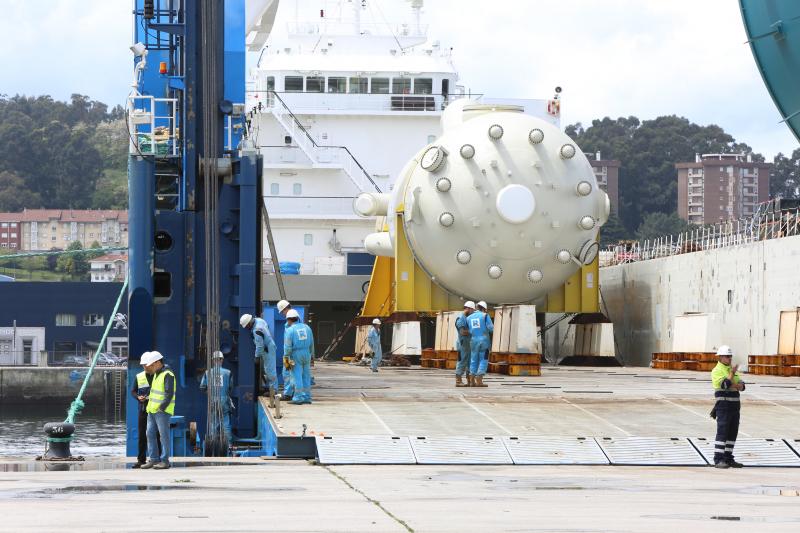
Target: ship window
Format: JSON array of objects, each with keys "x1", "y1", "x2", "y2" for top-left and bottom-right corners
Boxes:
[
  {"x1": 304, "y1": 233, "x2": 313, "y2": 246},
  {"x1": 306, "y1": 76, "x2": 325, "y2": 93},
  {"x1": 392, "y1": 77, "x2": 411, "y2": 94},
  {"x1": 266, "y1": 76, "x2": 275, "y2": 90},
  {"x1": 371, "y1": 78, "x2": 390, "y2": 94},
  {"x1": 328, "y1": 77, "x2": 346, "y2": 93},
  {"x1": 414, "y1": 78, "x2": 433, "y2": 94},
  {"x1": 270, "y1": 183, "x2": 279, "y2": 195},
  {"x1": 293, "y1": 183, "x2": 302, "y2": 195},
  {"x1": 285, "y1": 76, "x2": 303, "y2": 92},
  {"x1": 349, "y1": 77, "x2": 368, "y2": 93}
]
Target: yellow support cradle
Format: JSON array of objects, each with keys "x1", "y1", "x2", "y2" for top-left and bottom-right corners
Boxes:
[{"x1": 360, "y1": 211, "x2": 600, "y2": 317}]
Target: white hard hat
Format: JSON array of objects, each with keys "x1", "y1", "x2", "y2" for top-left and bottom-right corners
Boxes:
[
  {"x1": 140, "y1": 351, "x2": 163, "y2": 366},
  {"x1": 716, "y1": 345, "x2": 733, "y2": 357},
  {"x1": 463, "y1": 301, "x2": 476, "y2": 309},
  {"x1": 372, "y1": 318, "x2": 381, "y2": 325},
  {"x1": 239, "y1": 313, "x2": 253, "y2": 328},
  {"x1": 477, "y1": 300, "x2": 488, "y2": 310},
  {"x1": 213, "y1": 350, "x2": 224, "y2": 360},
  {"x1": 286, "y1": 309, "x2": 300, "y2": 319},
  {"x1": 276, "y1": 300, "x2": 291, "y2": 313}
]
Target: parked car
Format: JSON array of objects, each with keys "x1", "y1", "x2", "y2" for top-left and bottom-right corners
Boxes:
[
  {"x1": 60, "y1": 354, "x2": 90, "y2": 366},
  {"x1": 96, "y1": 352, "x2": 127, "y2": 366}
]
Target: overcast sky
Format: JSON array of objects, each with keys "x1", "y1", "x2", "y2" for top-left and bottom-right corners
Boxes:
[{"x1": 1, "y1": 0, "x2": 797, "y2": 159}]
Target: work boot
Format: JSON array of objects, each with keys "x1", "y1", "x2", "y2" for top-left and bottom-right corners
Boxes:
[
  {"x1": 475, "y1": 375, "x2": 488, "y2": 387},
  {"x1": 728, "y1": 459, "x2": 744, "y2": 468},
  {"x1": 140, "y1": 461, "x2": 157, "y2": 470},
  {"x1": 714, "y1": 461, "x2": 730, "y2": 469},
  {"x1": 466, "y1": 374, "x2": 474, "y2": 387},
  {"x1": 455, "y1": 375, "x2": 465, "y2": 387},
  {"x1": 132, "y1": 462, "x2": 145, "y2": 469},
  {"x1": 153, "y1": 461, "x2": 171, "y2": 470}
]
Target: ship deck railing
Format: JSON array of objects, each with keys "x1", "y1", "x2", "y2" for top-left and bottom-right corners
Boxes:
[{"x1": 603, "y1": 207, "x2": 800, "y2": 266}]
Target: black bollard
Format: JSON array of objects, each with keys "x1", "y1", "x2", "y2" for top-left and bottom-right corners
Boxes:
[{"x1": 43, "y1": 422, "x2": 76, "y2": 459}]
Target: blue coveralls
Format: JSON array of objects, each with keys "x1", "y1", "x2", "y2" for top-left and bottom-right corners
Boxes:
[
  {"x1": 455, "y1": 312, "x2": 471, "y2": 377},
  {"x1": 252, "y1": 317, "x2": 278, "y2": 392},
  {"x1": 200, "y1": 366, "x2": 233, "y2": 442},
  {"x1": 468, "y1": 311, "x2": 494, "y2": 376},
  {"x1": 367, "y1": 327, "x2": 382, "y2": 371},
  {"x1": 284, "y1": 322, "x2": 315, "y2": 404}
]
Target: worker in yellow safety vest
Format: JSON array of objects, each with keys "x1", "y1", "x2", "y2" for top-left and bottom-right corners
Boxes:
[
  {"x1": 710, "y1": 345, "x2": 745, "y2": 468},
  {"x1": 140, "y1": 350, "x2": 176, "y2": 469},
  {"x1": 130, "y1": 352, "x2": 160, "y2": 468}
]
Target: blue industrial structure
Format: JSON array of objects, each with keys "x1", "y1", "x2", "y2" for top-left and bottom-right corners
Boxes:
[
  {"x1": 126, "y1": 0, "x2": 262, "y2": 457},
  {"x1": 740, "y1": 0, "x2": 800, "y2": 142}
]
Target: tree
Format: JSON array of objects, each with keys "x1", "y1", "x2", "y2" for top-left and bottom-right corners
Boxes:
[
  {"x1": 566, "y1": 115, "x2": 764, "y2": 233},
  {"x1": 599, "y1": 213, "x2": 630, "y2": 247},
  {"x1": 770, "y1": 148, "x2": 800, "y2": 199},
  {"x1": 56, "y1": 241, "x2": 89, "y2": 278},
  {"x1": 86, "y1": 241, "x2": 105, "y2": 261},
  {"x1": 46, "y1": 247, "x2": 62, "y2": 271},
  {"x1": 0, "y1": 170, "x2": 41, "y2": 211},
  {"x1": 635, "y1": 212, "x2": 692, "y2": 242}
]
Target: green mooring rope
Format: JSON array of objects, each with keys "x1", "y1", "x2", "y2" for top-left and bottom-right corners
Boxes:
[{"x1": 65, "y1": 277, "x2": 129, "y2": 425}]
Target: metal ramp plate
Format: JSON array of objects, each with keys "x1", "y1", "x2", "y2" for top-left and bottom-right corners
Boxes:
[
  {"x1": 690, "y1": 438, "x2": 800, "y2": 467},
  {"x1": 315, "y1": 436, "x2": 416, "y2": 465},
  {"x1": 502, "y1": 436, "x2": 609, "y2": 465},
  {"x1": 410, "y1": 436, "x2": 513, "y2": 465},
  {"x1": 597, "y1": 437, "x2": 707, "y2": 466}
]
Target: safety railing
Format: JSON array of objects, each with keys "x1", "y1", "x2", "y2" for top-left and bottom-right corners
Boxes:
[
  {"x1": 127, "y1": 95, "x2": 178, "y2": 157},
  {"x1": 605, "y1": 207, "x2": 800, "y2": 266},
  {"x1": 250, "y1": 91, "x2": 382, "y2": 193}
]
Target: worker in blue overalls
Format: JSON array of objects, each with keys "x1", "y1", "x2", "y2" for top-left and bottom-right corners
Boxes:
[
  {"x1": 367, "y1": 318, "x2": 382, "y2": 372},
  {"x1": 284, "y1": 309, "x2": 315, "y2": 404},
  {"x1": 240, "y1": 313, "x2": 279, "y2": 398},
  {"x1": 468, "y1": 300, "x2": 493, "y2": 387},
  {"x1": 199, "y1": 350, "x2": 233, "y2": 442},
  {"x1": 454, "y1": 301, "x2": 475, "y2": 387}
]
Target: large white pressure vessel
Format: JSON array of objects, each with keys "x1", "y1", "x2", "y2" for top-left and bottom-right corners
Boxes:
[{"x1": 356, "y1": 100, "x2": 609, "y2": 304}]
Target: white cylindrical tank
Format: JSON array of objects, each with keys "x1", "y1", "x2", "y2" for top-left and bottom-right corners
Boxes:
[{"x1": 375, "y1": 100, "x2": 609, "y2": 304}]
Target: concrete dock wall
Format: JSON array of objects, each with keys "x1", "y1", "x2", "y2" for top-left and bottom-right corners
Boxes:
[
  {"x1": 0, "y1": 367, "x2": 126, "y2": 403},
  {"x1": 599, "y1": 234, "x2": 800, "y2": 367}
]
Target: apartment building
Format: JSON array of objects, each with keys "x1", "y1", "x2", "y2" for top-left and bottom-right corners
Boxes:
[
  {"x1": 588, "y1": 152, "x2": 620, "y2": 215},
  {"x1": 15, "y1": 209, "x2": 128, "y2": 251},
  {"x1": 676, "y1": 154, "x2": 770, "y2": 225},
  {"x1": 0, "y1": 213, "x2": 22, "y2": 250}
]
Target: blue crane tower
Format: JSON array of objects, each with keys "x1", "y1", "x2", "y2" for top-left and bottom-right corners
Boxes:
[{"x1": 126, "y1": 0, "x2": 262, "y2": 456}]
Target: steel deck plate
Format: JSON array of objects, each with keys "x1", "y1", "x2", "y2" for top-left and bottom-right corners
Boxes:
[
  {"x1": 315, "y1": 435, "x2": 416, "y2": 465},
  {"x1": 410, "y1": 436, "x2": 513, "y2": 465},
  {"x1": 502, "y1": 436, "x2": 610, "y2": 465},
  {"x1": 597, "y1": 437, "x2": 707, "y2": 466},
  {"x1": 690, "y1": 438, "x2": 800, "y2": 467}
]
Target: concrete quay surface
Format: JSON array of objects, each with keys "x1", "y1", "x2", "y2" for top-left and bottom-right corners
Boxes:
[
  {"x1": 3, "y1": 363, "x2": 800, "y2": 532},
  {"x1": 1, "y1": 459, "x2": 800, "y2": 532}
]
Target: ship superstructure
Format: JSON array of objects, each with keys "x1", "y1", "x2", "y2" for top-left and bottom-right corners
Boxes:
[{"x1": 247, "y1": 0, "x2": 559, "y2": 315}]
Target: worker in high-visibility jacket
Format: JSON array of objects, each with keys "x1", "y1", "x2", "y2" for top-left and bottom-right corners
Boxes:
[
  {"x1": 130, "y1": 352, "x2": 160, "y2": 468},
  {"x1": 367, "y1": 318, "x2": 382, "y2": 372},
  {"x1": 140, "y1": 350, "x2": 176, "y2": 470},
  {"x1": 200, "y1": 351, "x2": 234, "y2": 443},
  {"x1": 454, "y1": 301, "x2": 475, "y2": 387},
  {"x1": 468, "y1": 303, "x2": 493, "y2": 387},
  {"x1": 284, "y1": 309, "x2": 314, "y2": 404},
  {"x1": 711, "y1": 345, "x2": 745, "y2": 468},
  {"x1": 240, "y1": 313, "x2": 278, "y2": 397}
]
